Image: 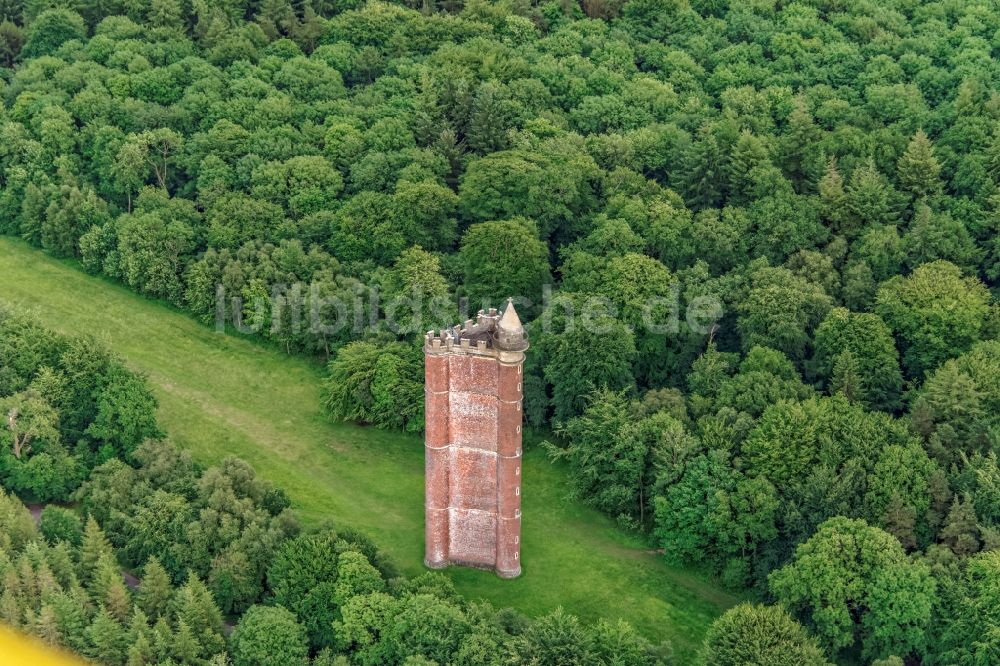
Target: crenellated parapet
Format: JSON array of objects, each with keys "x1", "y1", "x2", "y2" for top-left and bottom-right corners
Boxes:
[{"x1": 423, "y1": 303, "x2": 527, "y2": 358}]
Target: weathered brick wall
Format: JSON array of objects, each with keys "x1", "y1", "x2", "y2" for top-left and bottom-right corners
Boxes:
[
  {"x1": 424, "y1": 351, "x2": 450, "y2": 569},
  {"x1": 424, "y1": 314, "x2": 524, "y2": 578},
  {"x1": 495, "y1": 356, "x2": 523, "y2": 576}
]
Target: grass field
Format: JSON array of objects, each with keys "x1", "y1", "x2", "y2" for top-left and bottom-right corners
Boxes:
[{"x1": 0, "y1": 236, "x2": 737, "y2": 657}]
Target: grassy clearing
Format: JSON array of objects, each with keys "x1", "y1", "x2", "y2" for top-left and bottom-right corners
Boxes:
[{"x1": 0, "y1": 236, "x2": 737, "y2": 657}]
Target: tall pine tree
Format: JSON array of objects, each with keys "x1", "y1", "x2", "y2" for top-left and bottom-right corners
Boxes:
[
  {"x1": 897, "y1": 130, "x2": 943, "y2": 201},
  {"x1": 137, "y1": 557, "x2": 172, "y2": 621}
]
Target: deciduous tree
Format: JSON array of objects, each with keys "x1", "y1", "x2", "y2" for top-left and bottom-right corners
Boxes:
[
  {"x1": 230, "y1": 604, "x2": 309, "y2": 666},
  {"x1": 875, "y1": 261, "x2": 991, "y2": 379},
  {"x1": 701, "y1": 603, "x2": 830, "y2": 666},
  {"x1": 769, "y1": 517, "x2": 936, "y2": 660}
]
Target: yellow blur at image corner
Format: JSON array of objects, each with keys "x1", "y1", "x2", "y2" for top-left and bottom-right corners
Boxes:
[{"x1": 0, "y1": 625, "x2": 86, "y2": 666}]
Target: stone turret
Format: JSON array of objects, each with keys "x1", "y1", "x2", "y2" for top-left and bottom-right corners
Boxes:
[
  {"x1": 423, "y1": 300, "x2": 527, "y2": 578},
  {"x1": 494, "y1": 298, "x2": 528, "y2": 351}
]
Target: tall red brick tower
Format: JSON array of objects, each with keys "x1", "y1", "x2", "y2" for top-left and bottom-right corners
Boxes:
[{"x1": 424, "y1": 300, "x2": 527, "y2": 578}]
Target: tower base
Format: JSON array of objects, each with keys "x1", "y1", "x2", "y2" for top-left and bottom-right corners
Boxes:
[
  {"x1": 424, "y1": 558, "x2": 449, "y2": 570},
  {"x1": 423, "y1": 559, "x2": 522, "y2": 579}
]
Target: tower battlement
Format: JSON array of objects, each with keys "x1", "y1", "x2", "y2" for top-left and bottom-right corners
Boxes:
[
  {"x1": 423, "y1": 304, "x2": 527, "y2": 356},
  {"x1": 424, "y1": 300, "x2": 527, "y2": 579}
]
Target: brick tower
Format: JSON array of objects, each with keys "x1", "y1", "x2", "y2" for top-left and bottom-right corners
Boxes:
[{"x1": 424, "y1": 300, "x2": 527, "y2": 578}]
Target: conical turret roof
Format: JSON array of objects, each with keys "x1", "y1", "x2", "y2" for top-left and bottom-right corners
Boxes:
[
  {"x1": 494, "y1": 298, "x2": 528, "y2": 351},
  {"x1": 498, "y1": 298, "x2": 523, "y2": 333}
]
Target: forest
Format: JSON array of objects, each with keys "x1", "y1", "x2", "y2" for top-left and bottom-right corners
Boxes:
[{"x1": 0, "y1": 0, "x2": 999, "y2": 663}]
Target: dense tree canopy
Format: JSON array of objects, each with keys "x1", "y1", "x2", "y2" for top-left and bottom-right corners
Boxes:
[
  {"x1": 0, "y1": 307, "x2": 159, "y2": 501},
  {"x1": 3, "y1": 0, "x2": 1000, "y2": 664}
]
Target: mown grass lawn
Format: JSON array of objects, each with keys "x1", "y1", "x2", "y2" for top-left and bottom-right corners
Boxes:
[{"x1": 0, "y1": 236, "x2": 737, "y2": 658}]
